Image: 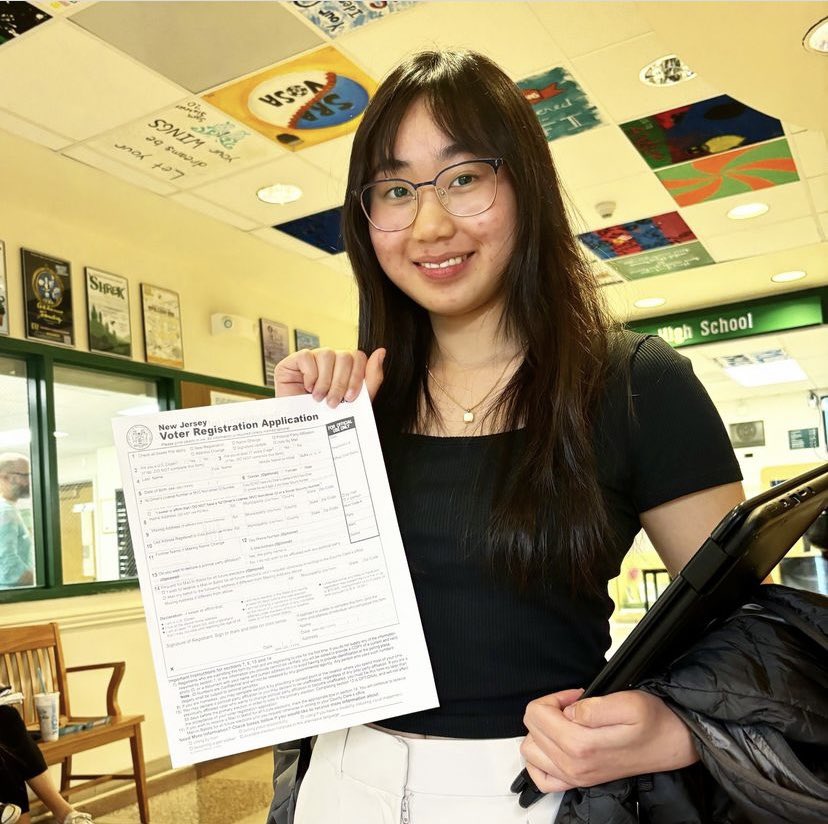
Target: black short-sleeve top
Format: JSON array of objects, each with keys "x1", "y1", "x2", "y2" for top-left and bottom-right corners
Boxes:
[{"x1": 376, "y1": 332, "x2": 742, "y2": 738}]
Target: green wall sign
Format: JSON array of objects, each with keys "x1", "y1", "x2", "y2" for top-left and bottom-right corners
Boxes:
[
  {"x1": 628, "y1": 294, "x2": 824, "y2": 348},
  {"x1": 788, "y1": 428, "x2": 819, "y2": 450}
]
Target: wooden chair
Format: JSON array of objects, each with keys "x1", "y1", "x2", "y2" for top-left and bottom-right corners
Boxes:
[{"x1": 0, "y1": 622, "x2": 149, "y2": 822}]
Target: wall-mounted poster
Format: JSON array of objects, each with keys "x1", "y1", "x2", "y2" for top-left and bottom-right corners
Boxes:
[
  {"x1": 261, "y1": 319, "x2": 290, "y2": 388},
  {"x1": 729, "y1": 420, "x2": 765, "y2": 449},
  {"x1": 21, "y1": 248, "x2": 74, "y2": 346},
  {"x1": 141, "y1": 284, "x2": 184, "y2": 368},
  {"x1": 86, "y1": 267, "x2": 132, "y2": 358},
  {"x1": 294, "y1": 329, "x2": 320, "y2": 351},
  {"x1": 204, "y1": 45, "x2": 377, "y2": 152},
  {"x1": 0, "y1": 239, "x2": 7, "y2": 335}
]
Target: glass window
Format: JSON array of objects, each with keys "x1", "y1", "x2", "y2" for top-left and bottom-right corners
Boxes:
[
  {"x1": 53, "y1": 366, "x2": 159, "y2": 584},
  {"x1": 0, "y1": 356, "x2": 36, "y2": 590}
]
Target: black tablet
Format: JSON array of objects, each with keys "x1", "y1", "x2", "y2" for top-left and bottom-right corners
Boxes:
[{"x1": 513, "y1": 461, "x2": 828, "y2": 807}]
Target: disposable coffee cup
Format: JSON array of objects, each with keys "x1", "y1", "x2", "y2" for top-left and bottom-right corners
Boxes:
[{"x1": 34, "y1": 692, "x2": 60, "y2": 742}]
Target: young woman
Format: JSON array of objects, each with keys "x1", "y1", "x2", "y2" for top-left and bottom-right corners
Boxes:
[
  {"x1": 274, "y1": 50, "x2": 744, "y2": 823},
  {"x1": 0, "y1": 706, "x2": 93, "y2": 824}
]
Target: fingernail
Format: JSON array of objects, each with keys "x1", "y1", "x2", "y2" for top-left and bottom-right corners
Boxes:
[
  {"x1": 563, "y1": 706, "x2": 575, "y2": 721},
  {"x1": 312, "y1": 392, "x2": 324, "y2": 402},
  {"x1": 344, "y1": 389, "x2": 355, "y2": 402}
]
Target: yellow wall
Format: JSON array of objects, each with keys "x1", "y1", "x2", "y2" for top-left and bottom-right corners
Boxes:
[
  {"x1": 0, "y1": 125, "x2": 361, "y2": 775},
  {"x1": 0, "y1": 128, "x2": 359, "y2": 384}
]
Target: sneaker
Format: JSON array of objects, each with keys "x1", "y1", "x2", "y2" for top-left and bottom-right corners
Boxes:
[
  {"x1": 0, "y1": 804, "x2": 21, "y2": 824},
  {"x1": 62, "y1": 812, "x2": 94, "y2": 824}
]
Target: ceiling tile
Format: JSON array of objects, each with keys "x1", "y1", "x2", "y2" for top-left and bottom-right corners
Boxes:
[
  {"x1": 550, "y1": 125, "x2": 650, "y2": 190},
  {"x1": 274, "y1": 206, "x2": 344, "y2": 254},
  {"x1": 189, "y1": 154, "x2": 345, "y2": 223},
  {"x1": 61, "y1": 144, "x2": 178, "y2": 195},
  {"x1": 571, "y1": 32, "x2": 721, "y2": 123},
  {"x1": 790, "y1": 130, "x2": 828, "y2": 179},
  {"x1": 819, "y1": 212, "x2": 828, "y2": 240},
  {"x1": 290, "y1": 0, "x2": 415, "y2": 40},
  {"x1": 71, "y1": 1, "x2": 324, "y2": 93},
  {"x1": 249, "y1": 226, "x2": 330, "y2": 260},
  {"x1": 0, "y1": 2, "x2": 50, "y2": 39},
  {"x1": 203, "y1": 45, "x2": 376, "y2": 154},
  {"x1": 529, "y1": 1, "x2": 652, "y2": 59},
  {"x1": 168, "y1": 192, "x2": 261, "y2": 231},
  {"x1": 0, "y1": 109, "x2": 70, "y2": 148},
  {"x1": 300, "y1": 133, "x2": 356, "y2": 181},
  {"x1": 82, "y1": 98, "x2": 280, "y2": 191},
  {"x1": 0, "y1": 20, "x2": 185, "y2": 140},
  {"x1": 335, "y1": 1, "x2": 567, "y2": 81},
  {"x1": 680, "y1": 181, "x2": 813, "y2": 239},
  {"x1": 656, "y1": 138, "x2": 799, "y2": 207},
  {"x1": 567, "y1": 170, "x2": 679, "y2": 232},
  {"x1": 703, "y1": 216, "x2": 821, "y2": 261},
  {"x1": 808, "y1": 175, "x2": 827, "y2": 214}
]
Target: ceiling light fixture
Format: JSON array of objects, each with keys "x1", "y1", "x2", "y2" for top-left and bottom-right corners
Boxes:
[
  {"x1": 257, "y1": 184, "x2": 303, "y2": 205},
  {"x1": 634, "y1": 297, "x2": 666, "y2": 309},
  {"x1": 723, "y1": 359, "x2": 807, "y2": 387},
  {"x1": 803, "y1": 16, "x2": 828, "y2": 54},
  {"x1": 727, "y1": 202, "x2": 769, "y2": 220},
  {"x1": 771, "y1": 270, "x2": 807, "y2": 283},
  {"x1": 639, "y1": 55, "x2": 696, "y2": 86}
]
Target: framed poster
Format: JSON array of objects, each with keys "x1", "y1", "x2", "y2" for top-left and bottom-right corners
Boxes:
[
  {"x1": 294, "y1": 328, "x2": 320, "y2": 351},
  {"x1": 729, "y1": 420, "x2": 765, "y2": 449},
  {"x1": 21, "y1": 247, "x2": 74, "y2": 346},
  {"x1": 260, "y1": 319, "x2": 290, "y2": 388},
  {"x1": 0, "y1": 240, "x2": 7, "y2": 335},
  {"x1": 141, "y1": 284, "x2": 184, "y2": 368},
  {"x1": 85, "y1": 267, "x2": 132, "y2": 358}
]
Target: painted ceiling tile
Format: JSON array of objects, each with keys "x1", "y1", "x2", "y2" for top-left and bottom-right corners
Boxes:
[
  {"x1": 621, "y1": 94, "x2": 784, "y2": 170},
  {"x1": 0, "y1": 1, "x2": 49, "y2": 43},
  {"x1": 606, "y1": 241, "x2": 715, "y2": 280},
  {"x1": 204, "y1": 45, "x2": 376, "y2": 152},
  {"x1": 578, "y1": 212, "x2": 696, "y2": 260},
  {"x1": 274, "y1": 206, "x2": 344, "y2": 254},
  {"x1": 656, "y1": 138, "x2": 799, "y2": 207},
  {"x1": 85, "y1": 99, "x2": 278, "y2": 189},
  {"x1": 517, "y1": 66, "x2": 602, "y2": 142},
  {"x1": 289, "y1": 0, "x2": 415, "y2": 39}
]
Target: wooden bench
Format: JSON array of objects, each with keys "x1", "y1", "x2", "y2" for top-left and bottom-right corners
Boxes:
[{"x1": 0, "y1": 622, "x2": 149, "y2": 822}]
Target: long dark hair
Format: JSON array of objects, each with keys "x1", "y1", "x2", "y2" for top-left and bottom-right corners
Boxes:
[{"x1": 342, "y1": 50, "x2": 615, "y2": 592}]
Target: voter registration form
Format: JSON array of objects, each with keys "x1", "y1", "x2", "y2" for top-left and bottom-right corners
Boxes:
[{"x1": 112, "y1": 389, "x2": 438, "y2": 766}]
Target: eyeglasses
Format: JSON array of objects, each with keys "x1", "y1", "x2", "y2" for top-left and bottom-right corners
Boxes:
[{"x1": 360, "y1": 157, "x2": 504, "y2": 232}]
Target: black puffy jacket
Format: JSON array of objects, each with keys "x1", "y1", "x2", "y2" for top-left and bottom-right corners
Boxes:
[{"x1": 554, "y1": 585, "x2": 828, "y2": 823}]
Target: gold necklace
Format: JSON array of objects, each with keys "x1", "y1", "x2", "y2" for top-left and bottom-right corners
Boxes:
[{"x1": 427, "y1": 355, "x2": 519, "y2": 424}]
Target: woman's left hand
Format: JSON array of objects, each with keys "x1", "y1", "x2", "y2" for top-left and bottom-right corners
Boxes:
[{"x1": 521, "y1": 688, "x2": 698, "y2": 793}]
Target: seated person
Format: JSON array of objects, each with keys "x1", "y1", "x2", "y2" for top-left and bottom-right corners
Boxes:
[{"x1": 0, "y1": 706, "x2": 93, "y2": 824}]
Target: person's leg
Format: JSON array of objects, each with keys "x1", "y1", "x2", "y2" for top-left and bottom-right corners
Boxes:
[{"x1": 26, "y1": 771, "x2": 73, "y2": 822}]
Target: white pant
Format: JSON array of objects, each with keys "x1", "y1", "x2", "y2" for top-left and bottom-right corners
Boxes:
[{"x1": 294, "y1": 725, "x2": 563, "y2": 823}]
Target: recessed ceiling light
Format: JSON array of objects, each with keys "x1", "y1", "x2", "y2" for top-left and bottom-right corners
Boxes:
[
  {"x1": 639, "y1": 55, "x2": 696, "y2": 86},
  {"x1": 634, "y1": 297, "x2": 666, "y2": 309},
  {"x1": 723, "y1": 359, "x2": 807, "y2": 387},
  {"x1": 257, "y1": 184, "x2": 303, "y2": 205},
  {"x1": 803, "y1": 16, "x2": 828, "y2": 54},
  {"x1": 771, "y1": 270, "x2": 807, "y2": 283},
  {"x1": 727, "y1": 202, "x2": 769, "y2": 220}
]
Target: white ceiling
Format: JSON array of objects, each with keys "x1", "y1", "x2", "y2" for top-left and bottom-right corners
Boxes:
[{"x1": 0, "y1": 0, "x2": 825, "y2": 321}]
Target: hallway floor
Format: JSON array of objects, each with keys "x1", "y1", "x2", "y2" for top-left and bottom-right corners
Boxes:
[{"x1": 85, "y1": 751, "x2": 274, "y2": 824}]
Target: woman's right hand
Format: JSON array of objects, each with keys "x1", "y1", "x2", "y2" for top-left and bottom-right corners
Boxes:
[{"x1": 273, "y1": 347, "x2": 386, "y2": 406}]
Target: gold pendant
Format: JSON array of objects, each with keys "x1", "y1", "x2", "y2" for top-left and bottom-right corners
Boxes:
[{"x1": 463, "y1": 411, "x2": 474, "y2": 423}]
